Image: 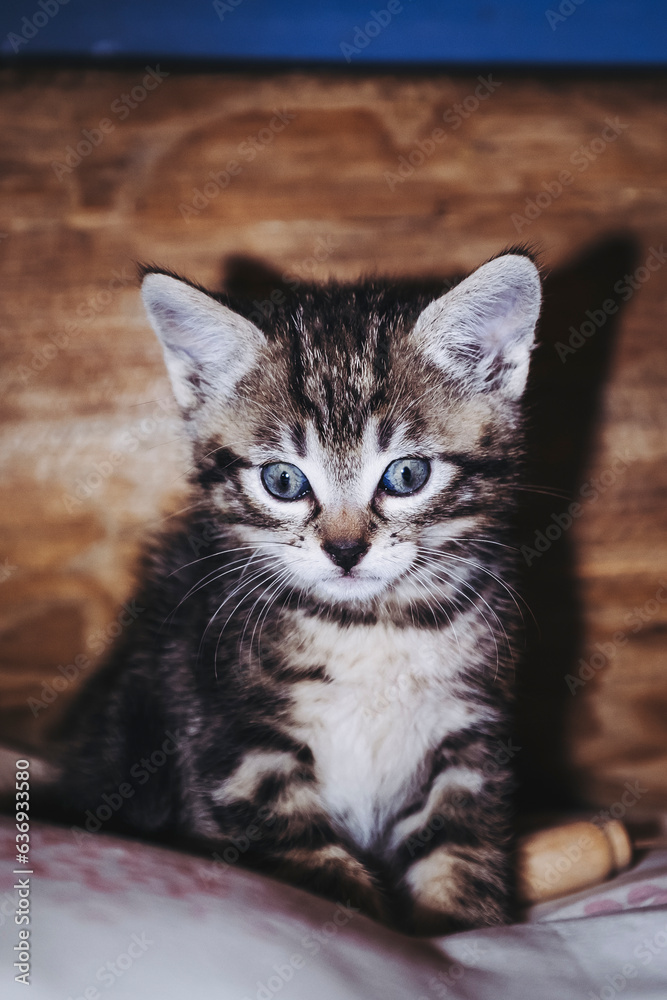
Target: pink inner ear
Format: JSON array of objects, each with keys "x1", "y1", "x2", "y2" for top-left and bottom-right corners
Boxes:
[
  {"x1": 480, "y1": 308, "x2": 524, "y2": 354},
  {"x1": 412, "y1": 256, "x2": 540, "y2": 401}
]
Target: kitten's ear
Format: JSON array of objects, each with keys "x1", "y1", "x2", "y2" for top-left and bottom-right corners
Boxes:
[
  {"x1": 413, "y1": 254, "x2": 541, "y2": 400},
  {"x1": 141, "y1": 272, "x2": 266, "y2": 411}
]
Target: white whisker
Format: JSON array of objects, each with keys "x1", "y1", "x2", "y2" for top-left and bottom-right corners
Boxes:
[
  {"x1": 406, "y1": 563, "x2": 463, "y2": 666},
  {"x1": 198, "y1": 562, "x2": 280, "y2": 672},
  {"x1": 417, "y1": 544, "x2": 533, "y2": 626},
  {"x1": 164, "y1": 552, "x2": 276, "y2": 625},
  {"x1": 247, "y1": 568, "x2": 296, "y2": 672},
  {"x1": 146, "y1": 498, "x2": 208, "y2": 529},
  {"x1": 167, "y1": 541, "x2": 286, "y2": 578},
  {"x1": 417, "y1": 558, "x2": 508, "y2": 679},
  {"x1": 208, "y1": 563, "x2": 291, "y2": 674}
]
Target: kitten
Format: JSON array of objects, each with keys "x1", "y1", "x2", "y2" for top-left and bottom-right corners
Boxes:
[{"x1": 61, "y1": 252, "x2": 541, "y2": 935}]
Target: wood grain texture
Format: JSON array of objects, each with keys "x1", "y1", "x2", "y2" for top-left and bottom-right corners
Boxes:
[{"x1": 0, "y1": 65, "x2": 665, "y2": 812}]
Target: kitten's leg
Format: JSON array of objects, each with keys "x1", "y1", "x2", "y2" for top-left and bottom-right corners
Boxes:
[
  {"x1": 398, "y1": 842, "x2": 511, "y2": 935},
  {"x1": 209, "y1": 759, "x2": 387, "y2": 922},
  {"x1": 272, "y1": 843, "x2": 388, "y2": 923},
  {"x1": 387, "y1": 735, "x2": 514, "y2": 935}
]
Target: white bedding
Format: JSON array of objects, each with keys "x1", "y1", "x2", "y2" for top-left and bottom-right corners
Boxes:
[{"x1": 1, "y1": 818, "x2": 666, "y2": 999}]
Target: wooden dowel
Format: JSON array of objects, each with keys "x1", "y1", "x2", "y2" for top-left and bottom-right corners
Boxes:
[{"x1": 516, "y1": 819, "x2": 633, "y2": 904}]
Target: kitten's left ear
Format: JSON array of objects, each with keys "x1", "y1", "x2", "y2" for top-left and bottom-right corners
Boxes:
[
  {"x1": 413, "y1": 254, "x2": 541, "y2": 400},
  {"x1": 141, "y1": 272, "x2": 267, "y2": 411}
]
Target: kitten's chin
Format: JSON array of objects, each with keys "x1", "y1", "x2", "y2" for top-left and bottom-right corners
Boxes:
[{"x1": 312, "y1": 574, "x2": 390, "y2": 607}]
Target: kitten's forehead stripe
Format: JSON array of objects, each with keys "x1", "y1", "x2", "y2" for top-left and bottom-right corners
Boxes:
[
  {"x1": 287, "y1": 316, "x2": 325, "y2": 432},
  {"x1": 256, "y1": 423, "x2": 284, "y2": 450},
  {"x1": 204, "y1": 444, "x2": 250, "y2": 469},
  {"x1": 195, "y1": 443, "x2": 251, "y2": 490},
  {"x1": 275, "y1": 288, "x2": 424, "y2": 447},
  {"x1": 290, "y1": 422, "x2": 307, "y2": 458},
  {"x1": 376, "y1": 415, "x2": 395, "y2": 453}
]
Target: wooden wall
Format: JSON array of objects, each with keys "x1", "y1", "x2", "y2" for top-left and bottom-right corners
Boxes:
[{"x1": 0, "y1": 65, "x2": 665, "y2": 815}]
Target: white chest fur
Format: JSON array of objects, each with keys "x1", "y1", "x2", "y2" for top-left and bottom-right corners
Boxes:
[{"x1": 285, "y1": 613, "x2": 487, "y2": 851}]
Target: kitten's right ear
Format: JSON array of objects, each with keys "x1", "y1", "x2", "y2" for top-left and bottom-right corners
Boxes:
[{"x1": 141, "y1": 272, "x2": 266, "y2": 411}]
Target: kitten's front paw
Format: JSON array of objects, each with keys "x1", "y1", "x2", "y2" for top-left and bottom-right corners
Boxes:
[
  {"x1": 403, "y1": 846, "x2": 511, "y2": 935},
  {"x1": 276, "y1": 844, "x2": 390, "y2": 925}
]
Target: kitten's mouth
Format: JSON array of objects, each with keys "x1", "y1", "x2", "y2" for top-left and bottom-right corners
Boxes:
[
  {"x1": 317, "y1": 571, "x2": 389, "y2": 604},
  {"x1": 338, "y1": 567, "x2": 375, "y2": 580}
]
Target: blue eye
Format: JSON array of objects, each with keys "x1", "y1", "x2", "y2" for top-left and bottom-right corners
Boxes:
[
  {"x1": 380, "y1": 458, "x2": 430, "y2": 496},
  {"x1": 261, "y1": 462, "x2": 311, "y2": 501}
]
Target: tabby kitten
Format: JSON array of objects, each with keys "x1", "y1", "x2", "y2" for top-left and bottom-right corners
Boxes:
[{"x1": 63, "y1": 252, "x2": 541, "y2": 935}]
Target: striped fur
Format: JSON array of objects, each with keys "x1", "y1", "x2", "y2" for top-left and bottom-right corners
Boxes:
[{"x1": 62, "y1": 253, "x2": 541, "y2": 935}]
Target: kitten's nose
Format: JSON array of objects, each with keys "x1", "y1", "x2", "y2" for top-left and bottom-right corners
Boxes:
[{"x1": 322, "y1": 538, "x2": 369, "y2": 573}]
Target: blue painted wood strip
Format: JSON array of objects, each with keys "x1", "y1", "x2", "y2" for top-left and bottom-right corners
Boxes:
[{"x1": 2, "y1": 0, "x2": 666, "y2": 64}]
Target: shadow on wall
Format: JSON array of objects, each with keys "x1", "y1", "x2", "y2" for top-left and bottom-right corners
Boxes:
[
  {"x1": 219, "y1": 233, "x2": 641, "y2": 811},
  {"x1": 517, "y1": 233, "x2": 640, "y2": 810}
]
